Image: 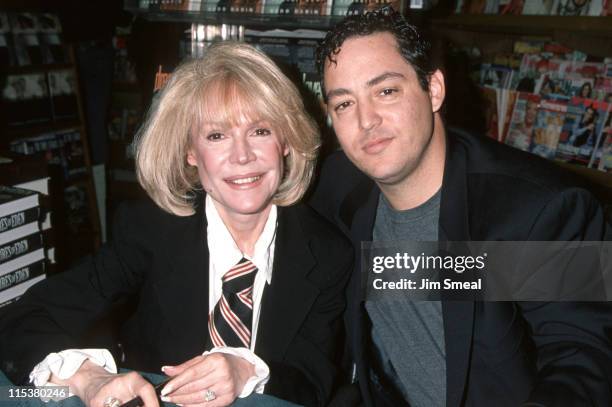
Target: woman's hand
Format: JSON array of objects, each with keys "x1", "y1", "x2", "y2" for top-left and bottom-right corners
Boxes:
[
  {"x1": 53, "y1": 360, "x2": 160, "y2": 407},
  {"x1": 160, "y1": 353, "x2": 255, "y2": 407}
]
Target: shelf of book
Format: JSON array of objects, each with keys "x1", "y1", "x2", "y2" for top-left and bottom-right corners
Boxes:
[
  {"x1": 4, "y1": 119, "x2": 81, "y2": 140},
  {"x1": 1, "y1": 10, "x2": 102, "y2": 269},
  {"x1": 432, "y1": 15, "x2": 612, "y2": 37},
  {"x1": 555, "y1": 161, "x2": 612, "y2": 216},
  {"x1": 0, "y1": 63, "x2": 74, "y2": 75},
  {"x1": 126, "y1": 6, "x2": 346, "y2": 30}
]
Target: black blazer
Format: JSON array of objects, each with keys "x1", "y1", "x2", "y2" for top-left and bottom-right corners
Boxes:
[
  {"x1": 0, "y1": 195, "x2": 353, "y2": 407},
  {"x1": 310, "y1": 129, "x2": 612, "y2": 407}
]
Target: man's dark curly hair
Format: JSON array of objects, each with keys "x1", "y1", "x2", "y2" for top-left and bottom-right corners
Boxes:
[{"x1": 315, "y1": 7, "x2": 435, "y2": 100}]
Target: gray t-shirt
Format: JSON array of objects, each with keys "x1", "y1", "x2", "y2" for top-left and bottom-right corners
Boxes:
[{"x1": 365, "y1": 190, "x2": 446, "y2": 407}]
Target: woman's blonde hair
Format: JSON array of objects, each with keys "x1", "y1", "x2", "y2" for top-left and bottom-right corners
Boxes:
[{"x1": 134, "y1": 42, "x2": 321, "y2": 216}]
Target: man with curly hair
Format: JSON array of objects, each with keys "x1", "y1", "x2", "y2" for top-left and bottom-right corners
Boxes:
[{"x1": 311, "y1": 7, "x2": 612, "y2": 407}]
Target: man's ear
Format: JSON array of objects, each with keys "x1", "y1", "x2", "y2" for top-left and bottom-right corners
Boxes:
[{"x1": 429, "y1": 69, "x2": 446, "y2": 113}]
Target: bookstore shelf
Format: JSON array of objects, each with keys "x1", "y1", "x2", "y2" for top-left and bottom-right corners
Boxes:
[
  {"x1": 432, "y1": 13, "x2": 612, "y2": 196},
  {"x1": 4, "y1": 120, "x2": 82, "y2": 140},
  {"x1": 125, "y1": 6, "x2": 346, "y2": 30},
  {"x1": 431, "y1": 14, "x2": 612, "y2": 37},
  {"x1": 126, "y1": 8, "x2": 342, "y2": 30},
  {"x1": 556, "y1": 161, "x2": 612, "y2": 188},
  {"x1": 0, "y1": 63, "x2": 74, "y2": 75}
]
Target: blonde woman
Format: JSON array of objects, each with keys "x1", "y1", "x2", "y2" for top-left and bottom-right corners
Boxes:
[{"x1": 0, "y1": 42, "x2": 352, "y2": 407}]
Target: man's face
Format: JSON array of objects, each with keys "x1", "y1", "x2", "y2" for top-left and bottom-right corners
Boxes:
[{"x1": 323, "y1": 32, "x2": 444, "y2": 187}]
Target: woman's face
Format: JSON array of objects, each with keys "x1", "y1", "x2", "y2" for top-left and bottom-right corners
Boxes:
[{"x1": 187, "y1": 112, "x2": 289, "y2": 220}]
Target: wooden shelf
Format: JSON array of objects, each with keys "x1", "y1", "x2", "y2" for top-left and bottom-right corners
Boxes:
[
  {"x1": 431, "y1": 14, "x2": 612, "y2": 37},
  {"x1": 4, "y1": 119, "x2": 82, "y2": 139},
  {"x1": 555, "y1": 161, "x2": 612, "y2": 188},
  {"x1": 1, "y1": 63, "x2": 73, "y2": 75},
  {"x1": 125, "y1": 3, "x2": 346, "y2": 30}
]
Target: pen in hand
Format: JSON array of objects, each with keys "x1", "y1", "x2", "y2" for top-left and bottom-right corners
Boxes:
[{"x1": 118, "y1": 377, "x2": 171, "y2": 407}]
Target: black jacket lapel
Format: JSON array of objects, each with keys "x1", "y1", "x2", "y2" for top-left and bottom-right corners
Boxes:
[
  {"x1": 338, "y1": 178, "x2": 379, "y2": 406},
  {"x1": 154, "y1": 195, "x2": 211, "y2": 352},
  {"x1": 255, "y1": 207, "x2": 318, "y2": 361},
  {"x1": 440, "y1": 132, "x2": 475, "y2": 407}
]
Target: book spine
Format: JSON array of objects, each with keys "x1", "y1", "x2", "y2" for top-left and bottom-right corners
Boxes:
[
  {"x1": 0, "y1": 206, "x2": 40, "y2": 234},
  {"x1": 0, "y1": 247, "x2": 45, "y2": 276},
  {"x1": 0, "y1": 260, "x2": 45, "y2": 293},
  {"x1": 0, "y1": 273, "x2": 46, "y2": 305},
  {"x1": 0, "y1": 233, "x2": 43, "y2": 265}
]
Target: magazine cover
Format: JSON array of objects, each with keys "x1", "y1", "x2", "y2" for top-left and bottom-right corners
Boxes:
[
  {"x1": 57, "y1": 131, "x2": 86, "y2": 180},
  {"x1": 513, "y1": 40, "x2": 545, "y2": 54},
  {"x1": 0, "y1": 13, "x2": 10, "y2": 66},
  {"x1": 481, "y1": 87, "x2": 517, "y2": 143},
  {"x1": 529, "y1": 97, "x2": 568, "y2": 159},
  {"x1": 505, "y1": 92, "x2": 540, "y2": 151},
  {"x1": 560, "y1": 76, "x2": 595, "y2": 98},
  {"x1": 552, "y1": 0, "x2": 603, "y2": 15},
  {"x1": 0, "y1": 13, "x2": 9, "y2": 33},
  {"x1": 64, "y1": 185, "x2": 91, "y2": 234},
  {"x1": 521, "y1": 0, "x2": 554, "y2": 14},
  {"x1": 499, "y1": 90, "x2": 518, "y2": 143},
  {"x1": 590, "y1": 106, "x2": 611, "y2": 168},
  {"x1": 39, "y1": 32, "x2": 67, "y2": 64},
  {"x1": 594, "y1": 77, "x2": 612, "y2": 102},
  {"x1": 48, "y1": 70, "x2": 78, "y2": 119},
  {"x1": 556, "y1": 97, "x2": 609, "y2": 165},
  {"x1": 561, "y1": 61, "x2": 606, "y2": 79},
  {"x1": 515, "y1": 54, "x2": 552, "y2": 92},
  {"x1": 36, "y1": 13, "x2": 61, "y2": 33},
  {"x1": 482, "y1": 86, "x2": 499, "y2": 141},
  {"x1": 8, "y1": 12, "x2": 37, "y2": 34},
  {"x1": 480, "y1": 63, "x2": 514, "y2": 89},
  {"x1": 2, "y1": 74, "x2": 50, "y2": 125},
  {"x1": 8, "y1": 12, "x2": 42, "y2": 65},
  {"x1": 36, "y1": 13, "x2": 66, "y2": 64},
  {"x1": 596, "y1": 133, "x2": 612, "y2": 170}
]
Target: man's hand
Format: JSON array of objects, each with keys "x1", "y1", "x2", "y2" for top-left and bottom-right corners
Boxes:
[
  {"x1": 160, "y1": 353, "x2": 255, "y2": 407},
  {"x1": 52, "y1": 360, "x2": 159, "y2": 407}
]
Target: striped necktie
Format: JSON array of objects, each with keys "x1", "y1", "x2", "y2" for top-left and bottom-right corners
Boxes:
[{"x1": 208, "y1": 258, "x2": 257, "y2": 348}]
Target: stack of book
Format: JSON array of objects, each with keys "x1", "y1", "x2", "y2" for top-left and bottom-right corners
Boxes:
[{"x1": 0, "y1": 186, "x2": 46, "y2": 308}]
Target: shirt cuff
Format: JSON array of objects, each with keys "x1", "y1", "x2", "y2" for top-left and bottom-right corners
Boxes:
[
  {"x1": 204, "y1": 347, "x2": 270, "y2": 397},
  {"x1": 29, "y1": 349, "x2": 117, "y2": 389}
]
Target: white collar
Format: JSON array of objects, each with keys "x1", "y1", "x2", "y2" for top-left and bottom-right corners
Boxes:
[{"x1": 205, "y1": 194, "x2": 276, "y2": 284}]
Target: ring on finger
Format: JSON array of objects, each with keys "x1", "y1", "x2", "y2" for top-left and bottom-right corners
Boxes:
[
  {"x1": 103, "y1": 396, "x2": 122, "y2": 407},
  {"x1": 203, "y1": 389, "x2": 217, "y2": 402}
]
